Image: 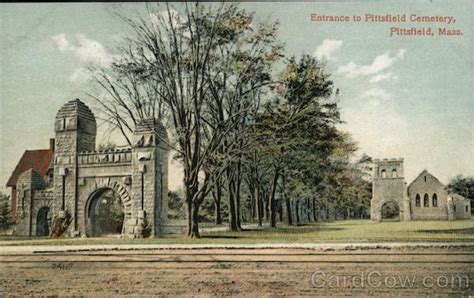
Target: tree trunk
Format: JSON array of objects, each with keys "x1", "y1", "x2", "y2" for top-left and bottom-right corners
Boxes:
[
  {"x1": 249, "y1": 181, "x2": 256, "y2": 222},
  {"x1": 257, "y1": 187, "x2": 263, "y2": 227},
  {"x1": 283, "y1": 175, "x2": 292, "y2": 225},
  {"x1": 269, "y1": 170, "x2": 279, "y2": 228},
  {"x1": 306, "y1": 198, "x2": 311, "y2": 222},
  {"x1": 235, "y1": 161, "x2": 242, "y2": 229},
  {"x1": 312, "y1": 197, "x2": 317, "y2": 222},
  {"x1": 325, "y1": 200, "x2": 329, "y2": 221},
  {"x1": 264, "y1": 191, "x2": 270, "y2": 222},
  {"x1": 214, "y1": 199, "x2": 222, "y2": 225},
  {"x1": 295, "y1": 200, "x2": 300, "y2": 224},
  {"x1": 227, "y1": 169, "x2": 239, "y2": 231},
  {"x1": 186, "y1": 198, "x2": 201, "y2": 238},
  {"x1": 212, "y1": 178, "x2": 223, "y2": 225}
]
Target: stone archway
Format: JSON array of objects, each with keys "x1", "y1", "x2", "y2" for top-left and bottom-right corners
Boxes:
[
  {"x1": 85, "y1": 188, "x2": 125, "y2": 237},
  {"x1": 380, "y1": 201, "x2": 400, "y2": 221},
  {"x1": 36, "y1": 206, "x2": 51, "y2": 236},
  {"x1": 80, "y1": 178, "x2": 133, "y2": 237}
]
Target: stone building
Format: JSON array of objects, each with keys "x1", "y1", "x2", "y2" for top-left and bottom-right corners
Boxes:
[
  {"x1": 407, "y1": 170, "x2": 449, "y2": 220},
  {"x1": 7, "y1": 99, "x2": 169, "y2": 237},
  {"x1": 371, "y1": 158, "x2": 411, "y2": 221},
  {"x1": 371, "y1": 158, "x2": 471, "y2": 221},
  {"x1": 6, "y1": 139, "x2": 55, "y2": 220},
  {"x1": 449, "y1": 194, "x2": 471, "y2": 220}
]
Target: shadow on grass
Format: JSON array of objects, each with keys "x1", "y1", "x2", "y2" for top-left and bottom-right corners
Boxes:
[
  {"x1": 275, "y1": 227, "x2": 344, "y2": 234},
  {"x1": 202, "y1": 235, "x2": 241, "y2": 239},
  {"x1": 418, "y1": 227, "x2": 474, "y2": 234}
]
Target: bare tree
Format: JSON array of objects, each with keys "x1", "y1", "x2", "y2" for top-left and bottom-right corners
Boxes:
[{"x1": 91, "y1": 3, "x2": 280, "y2": 237}]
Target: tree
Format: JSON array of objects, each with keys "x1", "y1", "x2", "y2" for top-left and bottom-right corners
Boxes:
[
  {"x1": 0, "y1": 192, "x2": 11, "y2": 228},
  {"x1": 202, "y1": 11, "x2": 282, "y2": 231},
  {"x1": 447, "y1": 175, "x2": 474, "y2": 208},
  {"x1": 250, "y1": 55, "x2": 345, "y2": 227},
  {"x1": 93, "y1": 3, "x2": 281, "y2": 237},
  {"x1": 168, "y1": 190, "x2": 185, "y2": 220}
]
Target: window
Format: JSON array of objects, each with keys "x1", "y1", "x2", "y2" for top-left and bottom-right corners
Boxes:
[
  {"x1": 381, "y1": 170, "x2": 386, "y2": 178},
  {"x1": 467, "y1": 206, "x2": 469, "y2": 212},
  {"x1": 424, "y1": 176, "x2": 427, "y2": 182},
  {"x1": 423, "y1": 193, "x2": 429, "y2": 207},
  {"x1": 415, "y1": 194, "x2": 421, "y2": 207},
  {"x1": 454, "y1": 205, "x2": 456, "y2": 212},
  {"x1": 392, "y1": 169, "x2": 397, "y2": 178},
  {"x1": 432, "y1": 193, "x2": 438, "y2": 207}
]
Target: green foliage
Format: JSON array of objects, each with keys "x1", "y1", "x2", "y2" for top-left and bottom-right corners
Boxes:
[
  {"x1": 0, "y1": 192, "x2": 11, "y2": 228},
  {"x1": 95, "y1": 3, "x2": 374, "y2": 235},
  {"x1": 168, "y1": 190, "x2": 185, "y2": 220},
  {"x1": 247, "y1": 54, "x2": 368, "y2": 222},
  {"x1": 381, "y1": 201, "x2": 400, "y2": 220},
  {"x1": 141, "y1": 217, "x2": 152, "y2": 238},
  {"x1": 447, "y1": 175, "x2": 474, "y2": 201}
]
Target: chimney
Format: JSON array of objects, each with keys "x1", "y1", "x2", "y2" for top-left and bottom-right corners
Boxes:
[{"x1": 49, "y1": 138, "x2": 55, "y2": 151}]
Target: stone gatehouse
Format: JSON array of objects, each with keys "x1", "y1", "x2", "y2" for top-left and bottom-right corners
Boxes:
[
  {"x1": 8, "y1": 99, "x2": 169, "y2": 237},
  {"x1": 371, "y1": 158, "x2": 471, "y2": 221}
]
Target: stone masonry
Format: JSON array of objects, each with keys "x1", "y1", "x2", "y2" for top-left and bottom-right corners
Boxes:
[
  {"x1": 13, "y1": 99, "x2": 169, "y2": 237},
  {"x1": 371, "y1": 158, "x2": 471, "y2": 221}
]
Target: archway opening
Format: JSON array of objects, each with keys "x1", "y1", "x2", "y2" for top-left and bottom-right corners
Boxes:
[
  {"x1": 381, "y1": 201, "x2": 400, "y2": 221},
  {"x1": 36, "y1": 206, "x2": 51, "y2": 236},
  {"x1": 86, "y1": 188, "x2": 125, "y2": 237}
]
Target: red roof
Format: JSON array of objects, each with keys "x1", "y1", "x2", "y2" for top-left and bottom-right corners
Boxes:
[{"x1": 6, "y1": 140, "x2": 54, "y2": 187}]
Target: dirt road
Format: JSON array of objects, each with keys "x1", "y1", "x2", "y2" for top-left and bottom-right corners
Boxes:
[{"x1": 1, "y1": 245, "x2": 473, "y2": 296}]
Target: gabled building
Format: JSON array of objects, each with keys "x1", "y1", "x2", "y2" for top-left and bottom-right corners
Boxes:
[
  {"x1": 407, "y1": 170, "x2": 449, "y2": 220},
  {"x1": 6, "y1": 139, "x2": 55, "y2": 219}
]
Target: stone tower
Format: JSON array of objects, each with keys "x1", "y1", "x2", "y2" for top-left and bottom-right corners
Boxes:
[
  {"x1": 53, "y1": 99, "x2": 97, "y2": 233},
  {"x1": 131, "y1": 118, "x2": 169, "y2": 236},
  {"x1": 371, "y1": 158, "x2": 411, "y2": 221}
]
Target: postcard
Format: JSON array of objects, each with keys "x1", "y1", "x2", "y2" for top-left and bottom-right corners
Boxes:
[{"x1": 0, "y1": 1, "x2": 472, "y2": 296}]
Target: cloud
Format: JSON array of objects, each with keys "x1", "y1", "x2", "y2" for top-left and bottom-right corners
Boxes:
[
  {"x1": 338, "y1": 49, "x2": 405, "y2": 79},
  {"x1": 68, "y1": 68, "x2": 90, "y2": 83},
  {"x1": 359, "y1": 87, "x2": 392, "y2": 107},
  {"x1": 52, "y1": 33, "x2": 71, "y2": 52},
  {"x1": 74, "y1": 34, "x2": 115, "y2": 67},
  {"x1": 51, "y1": 33, "x2": 117, "y2": 68},
  {"x1": 340, "y1": 86, "x2": 407, "y2": 163},
  {"x1": 369, "y1": 72, "x2": 397, "y2": 83},
  {"x1": 314, "y1": 39, "x2": 343, "y2": 61}
]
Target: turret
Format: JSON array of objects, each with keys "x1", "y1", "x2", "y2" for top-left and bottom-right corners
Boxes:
[
  {"x1": 371, "y1": 158, "x2": 410, "y2": 221},
  {"x1": 53, "y1": 99, "x2": 97, "y2": 234},
  {"x1": 130, "y1": 118, "x2": 168, "y2": 236}
]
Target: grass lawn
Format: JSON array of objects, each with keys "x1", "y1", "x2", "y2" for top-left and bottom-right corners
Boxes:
[{"x1": 0, "y1": 219, "x2": 473, "y2": 246}]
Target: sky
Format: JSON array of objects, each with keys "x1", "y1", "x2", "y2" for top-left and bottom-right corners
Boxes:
[{"x1": 1, "y1": 1, "x2": 473, "y2": 194}]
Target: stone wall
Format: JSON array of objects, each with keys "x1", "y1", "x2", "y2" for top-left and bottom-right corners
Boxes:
[
  {"x1": 407, "y1": 170, "x2": 448, "y2": 220},
  {"x1": 14, "y1": 99, "x2": 169, "y2": 238},
  {"x1": 451, "y1": 194, "x2": 471, "y2": 220},
  {"x1": 30, "y1": 190, "x2": 53, "y2": 236},
  {"x1": 13, "y1": 169, "x2": 49, "y2": 236},
  {"x1": 371, "y1": 158, "x2": 411, "y2": 221}
]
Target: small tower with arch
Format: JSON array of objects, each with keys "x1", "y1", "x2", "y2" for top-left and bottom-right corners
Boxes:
[{"x1": 370, "y1": 158, "x2": 411, "y2": 221}]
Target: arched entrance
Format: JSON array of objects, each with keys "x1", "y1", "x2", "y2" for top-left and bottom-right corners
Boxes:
[
  {"x1": 85, "y1": 188, "x2": 125, "y2": 237},
  {"x1": 36, "y1": 206, "x2": 51, "y2": 236},
  {"x1": 380, "y1": 201, "x2": 400, "y2": 221}
]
